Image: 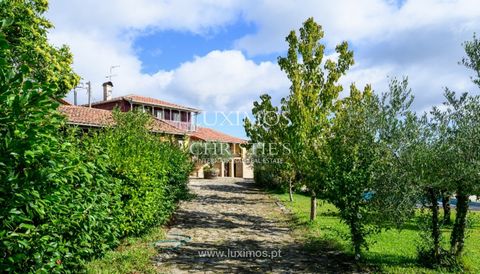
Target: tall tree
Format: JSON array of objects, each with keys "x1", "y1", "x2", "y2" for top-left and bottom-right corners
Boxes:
[
  {"x1": 326, "y1": 84, "x2": 379, "y2": 258},
  {"x1": 0, "y1": 0, "x2": 79, "y2": 94},
  {"x1": 278, "y1": 17, "x2": 354, "y2": 220}
]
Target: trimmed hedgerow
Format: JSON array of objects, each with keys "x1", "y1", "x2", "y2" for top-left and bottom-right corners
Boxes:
[
  {"x1": 0, "y1": 88, "x2": 192, "y2": 272},
  {"x1": 0, "y1": 70, "x2": 192, "y2": 272},
  {"x1": 0, "y1": 60, "x2": 117, "y2": 271},
  {"x1": 0, "y1": 66, "x2": 192, "y2": 272},
  {"x1": 95, "y1": 110, "x2": 193, "y2": 236}
]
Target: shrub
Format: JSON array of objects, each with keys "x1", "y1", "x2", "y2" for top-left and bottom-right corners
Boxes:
[
  {"x1": 0, "y1": 2, "x2": 192, "y2": 271},
  {"x1": 253, "y1": 163, "x2": 286, "y2": 191},
  {"x1": 203, "y1": 165, "x2": 219, "y2": 178},
  {"x1": 95, "y1": 111, "x2": 193, "y2": 236},
  {"x1": 0, "y1": 61, "x2": 121, "y2": 271},
  {"x1": 0, "y1": 90, "x2": 192, "y2": 272}
]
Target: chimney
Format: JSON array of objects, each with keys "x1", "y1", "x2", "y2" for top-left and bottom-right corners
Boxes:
[{"x1": 102, "y1": 81, "x2": 113, "y2": 101}]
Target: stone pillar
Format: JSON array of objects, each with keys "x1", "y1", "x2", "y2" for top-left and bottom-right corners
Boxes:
[
  {"x1": 229, "y1": 159, "x2": 234, "y2": 178},
  {"x1": 220, "y1": 161, "x2": 224, "y2": 177}
]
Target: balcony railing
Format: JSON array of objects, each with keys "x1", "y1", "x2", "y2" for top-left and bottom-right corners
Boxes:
[{"x1": 164, "y1": 120, "x2": 196, "y2": 132}]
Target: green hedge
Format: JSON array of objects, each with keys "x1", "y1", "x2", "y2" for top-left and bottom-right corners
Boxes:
[
  {"x1": 0, "y1": 65, "x2": 192, "y2": 272},
  {"x1": 96, "y1": 111, "x2": 192, "y2": 236},
  {"x1": 0, "y1": 1, "x2": 192, "y2": 271}
]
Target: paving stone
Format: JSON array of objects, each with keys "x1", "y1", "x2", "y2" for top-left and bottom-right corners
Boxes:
[{"x1": 153, "y1": 177, "x2": 359, "y2": 273}]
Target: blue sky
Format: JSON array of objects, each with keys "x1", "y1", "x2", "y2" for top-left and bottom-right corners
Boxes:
[
  {"x1": 47, "y1": 0, "x2": 480, "y2": 139},
  {"x1": 134, "y1": 22, "x2": 258, "y2": 72}
]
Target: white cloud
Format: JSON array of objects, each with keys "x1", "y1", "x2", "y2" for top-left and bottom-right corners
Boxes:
[
  {"x1": 235, "y1": 0, "x2": 395, "y2": 55},
  {"x1": 49, "y1": 30, "x2": 172, "y2": 103},
  {"x1": 47, "y1": 0, "x2": 480, "y2": 119},
  {"x1": 48, "y1": 0, "x2": 271, "y2": 110},
  {"x1": 233, "y1": 0, "x2": 480, "y2": 115},
  {"x1": 235, "y1": 0, "x2": 480, "y2": 55},
  {"x1": 167, "y1": 50, "x2": 288, "y2": 111},
  {"x1": 48, "y1": 0, "x2": 243, "y2": 34}
]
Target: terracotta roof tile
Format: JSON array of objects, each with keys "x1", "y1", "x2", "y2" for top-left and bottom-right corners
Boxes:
[
  {"x1": 58, "y1": 105, "x2": 185, "y2": 135},
  {"x1": 149, "y1": 117, "x2": 185, "y2": 135},
  {"x1": 58, "y1": 105, "x2": 244, "y2": 141},
  {"x1": 89, "y1": 94, "x2": 200, "y2": 112},
  {"x1": 190, "y1": 127, "x2": 246, "y2": 144},
  {"x1": 59, "y1": 105, "x2": 114, "y2": 127}
]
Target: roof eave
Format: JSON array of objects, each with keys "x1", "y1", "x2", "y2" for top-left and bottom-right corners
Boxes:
[
  {"x1": 128, "y1": 98, "x2": 201, "y2": 113},
  {"x1": 65, "y1": 121, "x2": 108, "y2": 128},
  {"x1": 66, "y1": 121, "x2": 184, "y2": 136}
]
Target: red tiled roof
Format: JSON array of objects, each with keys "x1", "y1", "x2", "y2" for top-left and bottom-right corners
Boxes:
[
  {"x1": 59, "y1": 105, "x2": 113, "y2": 127},
  {"x1": 58, "y1": 105, "x2": 185, "y2": 135},
  {"x1": 58, "y1": 105, "x2": 245, "y2": 142},
  {"x1": 190, "y1": 127, "x2": 246, "y2": 144},
  {"x1": 90, "y1": 94, "x2": 200, "y2": 112}
]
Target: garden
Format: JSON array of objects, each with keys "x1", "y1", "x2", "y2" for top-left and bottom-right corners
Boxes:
[
  {"x1": 245, "y1": 18, "x2": 480, "y2": 272},
  {"x1": 274, "y1": 193, "x2": 480, "y2": 273},
  {"x1": 0, "y1": 1, "x2": 192, "y2": 272},
  {"x1": 2, "y1": 0, "x2": 480, "y2": 273}
]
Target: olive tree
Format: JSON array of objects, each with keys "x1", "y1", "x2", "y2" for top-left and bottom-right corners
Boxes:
[
  {"x1": 326, "y1": 84, "x2": 379, "y2": 258},
  {"x1": 366, "y1": 78, "x2": 419, "y2": 222},
  {"x1": 406, "y1": 113, "x2": 448, "y2": 263},
  {"x1": 428, "y1": 34, "x2": 480, "y2": 258},
  {"x1": 431, "y1": 90, "x2": 480, "y2": 258}
]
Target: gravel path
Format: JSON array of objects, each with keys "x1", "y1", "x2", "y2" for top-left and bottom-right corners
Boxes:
[{"x1": 153, "y1": 178, "x2": 356, "y2": 273}]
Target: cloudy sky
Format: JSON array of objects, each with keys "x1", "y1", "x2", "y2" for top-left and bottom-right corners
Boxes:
[{"x1": 47, "y1": 0, "x2": 480, "y2": 138}]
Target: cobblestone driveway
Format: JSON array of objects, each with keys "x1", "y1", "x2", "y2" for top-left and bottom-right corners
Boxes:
[{"x1": 153, "y1": 178, "x2": 356, "y2": 273}]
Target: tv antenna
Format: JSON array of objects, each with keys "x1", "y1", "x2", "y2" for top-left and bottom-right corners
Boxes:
[{"x1": 106, "y1": 65, "x2": 120, "y2": 82}]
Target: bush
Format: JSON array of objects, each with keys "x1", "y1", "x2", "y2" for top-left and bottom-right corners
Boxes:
[
  {"x1": 253, "y1": 163, "x2": 286, "y2": 191},
  {"x1": 0, "y1": 96, "x2": 192, "y2": 272},
  {"x1": 0, "y1": 2, "x2": 192, "y2": 271},
  {"x1": 0, "y1": 61, "x2": 122, "y2": 271},
  {"x1": 203, "y1": 166, "x2": 219, "y2": 179},
  {"x1": 95, "y1": 110, "x2": 193, "y2": 236},
  {"x1": 0, "y1": 69, "x2": 192, "y2": 272}
]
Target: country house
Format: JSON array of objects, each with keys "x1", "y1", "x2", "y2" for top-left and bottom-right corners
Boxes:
[{"x1": 58, "y1": 81, "x2": 253, "y2": 179}]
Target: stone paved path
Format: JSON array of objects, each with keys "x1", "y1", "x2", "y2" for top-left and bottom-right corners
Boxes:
[{"x1": 153, "y1": 178, "x2": 357, "y2": 273}]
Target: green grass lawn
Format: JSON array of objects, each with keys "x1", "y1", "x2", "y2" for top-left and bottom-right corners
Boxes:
[
  {"x1": 84, "y1": 226, "x2": 166, "y2": 273},
  {"x1": 274, "y1": 192, "x2": 480, "y2": 273}
]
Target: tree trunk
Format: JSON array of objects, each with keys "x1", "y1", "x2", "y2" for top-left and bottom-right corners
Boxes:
[
  {"x1": 310, "y1": 192, "x2": 317, "y2": 221},
  {"x1": 450, "y1": 193, "x2": 469, "y2": 257},
  {"x1": 349, "y1": 210, "x2": 363, "y2": 260},
  {"x1": 428, "y1": 188, "x2": 441, "y2": 259},
  {"x1": 442, "y1": 193, "x2": 451, "y2": 225},
  {"x1": 288, "y1": 179, "x2": 294, "y2": 202}
]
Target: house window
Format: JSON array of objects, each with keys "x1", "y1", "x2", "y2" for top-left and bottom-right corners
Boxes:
[
  {"x1": 173, "y1": 111, "x2": 180, "y2": 121},
  {"x1": 156, "y1": 109, "x2": 164, "y2": 119},
  {"x1": 164, "y1": 109, "x2": 170, "y2": 120}
]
